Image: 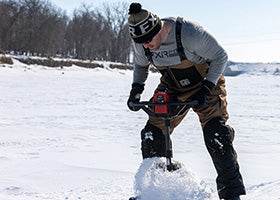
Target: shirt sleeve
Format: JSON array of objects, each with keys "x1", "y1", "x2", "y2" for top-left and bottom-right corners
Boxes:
[
  {"x1": 182, "y1": 22, "x2": 228, "y2": 84},
  {"x1": 132, "y1": 42, "x2": 150, "y2": 84}
]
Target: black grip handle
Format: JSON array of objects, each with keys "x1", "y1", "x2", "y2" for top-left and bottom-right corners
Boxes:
[{"x1": 129, "y1": 100, "x2": 198, "y2": 119}]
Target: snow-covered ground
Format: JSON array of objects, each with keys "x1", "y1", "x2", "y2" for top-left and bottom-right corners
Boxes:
[{"x1": 0, "y1": 60, "x2": 279, "y2": 200}]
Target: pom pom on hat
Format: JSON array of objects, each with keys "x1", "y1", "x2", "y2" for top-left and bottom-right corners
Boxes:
[
  {"x1": 129, "y1": 3, "x2": 142, "y2": 14},
  {"x1": 128, "y1": 3, "x2": 161, "y2": 43}
]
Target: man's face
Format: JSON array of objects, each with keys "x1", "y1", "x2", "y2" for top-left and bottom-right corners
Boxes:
[{"x1": 142, "y1": 32, "x2": 162, "y2": 50}]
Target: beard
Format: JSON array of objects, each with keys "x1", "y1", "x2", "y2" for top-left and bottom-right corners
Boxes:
[{"x1": 148, "y1": 36, "x2": 162, "y2": 50}]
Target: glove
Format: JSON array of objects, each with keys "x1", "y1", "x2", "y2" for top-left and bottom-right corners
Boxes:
[
  {"x1": 191, "y1": 80, "x2": 215, "y2": 110},
  {"x1": 127, "y1": 83, "x2": 145, "y2": 111}
]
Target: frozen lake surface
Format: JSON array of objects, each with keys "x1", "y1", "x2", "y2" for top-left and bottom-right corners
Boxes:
[{"x1": 0, "y1": 60, "x2": 279, "y2": 199}]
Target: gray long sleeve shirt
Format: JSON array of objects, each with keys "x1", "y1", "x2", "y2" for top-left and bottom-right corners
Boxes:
[{"x1": 132, "y1": 17, "x2": 228, "y2": 85}]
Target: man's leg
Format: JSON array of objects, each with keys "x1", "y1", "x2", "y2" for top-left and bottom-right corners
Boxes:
[
  {"x1": 141, "y1": 121, "x2": 166, "y2": 158},
  {"x1": 195, "y1": 76, "x2": 245, "y2": 199},
  {"x1": 141, "y1": 106, "x2": 189, "y2": 159},
  {"x1": 203, "y1": 117, "x2": 245, "y2": 199}
]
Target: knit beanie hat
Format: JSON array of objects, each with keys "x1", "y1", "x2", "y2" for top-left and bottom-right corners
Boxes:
[{"x1": 128, "y1": 3, "x2": 162, "y2": 43}]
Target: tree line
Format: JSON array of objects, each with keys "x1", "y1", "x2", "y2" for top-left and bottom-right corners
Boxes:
[{"x1": 0, "y1": 0, "x2": 131, "y2": 63}]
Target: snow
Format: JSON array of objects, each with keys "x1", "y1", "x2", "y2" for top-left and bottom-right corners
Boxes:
[
  {"x1": 0, "y1": 59, "x2": 280, "y2": 200},
  {"x1": 134, "y1": 158, "x2": 214, "y2": 200}
]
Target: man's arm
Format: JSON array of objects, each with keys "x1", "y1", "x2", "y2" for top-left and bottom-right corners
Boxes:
[
  {"x1": 132, "y1": 42, "x2": 150, "y2": 84},
  {"x1": 127, "y1": 43, "x2": 150, "y2": 111},
  {"x1": 182, "y1": 21, "x2": 228, "y2": 84},
  {"x1": 133, "y1": 63, "x2": 150, "y2": 84}
]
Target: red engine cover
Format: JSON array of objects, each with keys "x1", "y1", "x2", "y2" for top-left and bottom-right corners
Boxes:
[{"x1": 154, "y1": 91, "x2": 169, "y2": 114}]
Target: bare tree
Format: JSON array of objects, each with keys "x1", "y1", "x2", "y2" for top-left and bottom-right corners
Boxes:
[
  {"x1": 0, "y1": 0, "x2": 24, "y2": 52},
  {"x1": 0, "y1": 0, "x2": 131, "y2": 62},
  {"x1": 101, "y1": 1, "x2": 130, "y2": 62},
  {"x1": 65, "y1": 4, "x2": 103, "y2": 60}
]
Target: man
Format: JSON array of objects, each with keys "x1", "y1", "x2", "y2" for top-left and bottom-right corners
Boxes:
[{"x1": 127, "y1": 3, "x2": 246, "y2": 200}]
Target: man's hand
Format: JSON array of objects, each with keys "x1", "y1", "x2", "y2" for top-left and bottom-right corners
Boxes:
[
  {"x1": 127, "y1": 83, "x2": 145, "y2": 111},
  {"x1": 191, "y1": 80, "x2": 215, "y2": 110}
]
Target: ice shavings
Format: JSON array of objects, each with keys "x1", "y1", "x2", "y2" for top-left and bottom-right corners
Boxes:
[{"x1": 133, "y1": 158, "x2": 215, "y2": 200}]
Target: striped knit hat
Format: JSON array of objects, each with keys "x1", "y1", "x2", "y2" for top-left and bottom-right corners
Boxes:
[{"x1": 128, "y1": 3, "x2": 162, "y2": 43}]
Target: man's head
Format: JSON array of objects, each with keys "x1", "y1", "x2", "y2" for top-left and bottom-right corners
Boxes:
[{"x1": 128, "y1": 3, "x2": 161, "y2": 44}]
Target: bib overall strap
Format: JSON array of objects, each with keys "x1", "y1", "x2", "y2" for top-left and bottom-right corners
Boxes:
[
  {"x1": 175, "y1": 17, "x2": 187, "y2": 61},
  {"x1": 143, "y1": 47, "x2": 153, "y2": 62}
]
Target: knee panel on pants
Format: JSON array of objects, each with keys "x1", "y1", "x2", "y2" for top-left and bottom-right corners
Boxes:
[
  {"x1": 203, "y1": 117, "x2": 233, "y2": 156},
  {"x1": 141, "y1": 122, "x2": 166, "y2": 158}
]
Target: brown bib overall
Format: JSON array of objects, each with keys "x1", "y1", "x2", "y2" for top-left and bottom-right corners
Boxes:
[{"x1": 149, "y1": 59, "x2": 230, "y2": 134}]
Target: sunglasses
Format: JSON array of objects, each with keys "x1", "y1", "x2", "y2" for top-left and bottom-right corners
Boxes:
[
  {"x1": 141, "y1": 35, "x2": 156, "y2": 44},
  {"x1": 142, "y1": 39, "x2": 152, "y2": 45}
]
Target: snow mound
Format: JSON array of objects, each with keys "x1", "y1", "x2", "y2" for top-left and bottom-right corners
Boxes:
[{"x1": 133, "y1": 158, "x2": 215, "y2": 200}]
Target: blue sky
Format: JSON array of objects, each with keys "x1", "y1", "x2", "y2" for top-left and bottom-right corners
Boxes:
[{"x1": 53, "y1": 0, "x2": 280, "y2": 62}]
